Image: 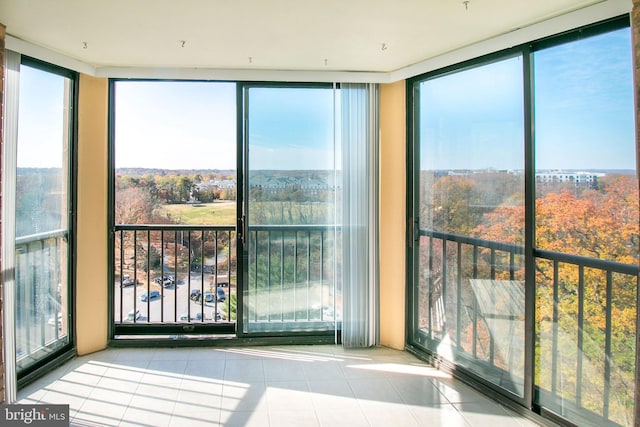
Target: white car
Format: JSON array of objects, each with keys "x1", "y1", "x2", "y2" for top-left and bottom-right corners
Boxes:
[{"x1": 126, "y1": 309, "x2": 141, "y2": 321}]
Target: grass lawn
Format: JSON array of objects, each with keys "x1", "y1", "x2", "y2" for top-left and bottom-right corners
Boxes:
[{"x1": 158, "y1": 201, "x2": 236, "y2": 225}]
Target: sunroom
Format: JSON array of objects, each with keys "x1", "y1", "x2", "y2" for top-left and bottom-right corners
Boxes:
[{"x1": 0, "y1": 1, "x2": 638, "y2": 426}]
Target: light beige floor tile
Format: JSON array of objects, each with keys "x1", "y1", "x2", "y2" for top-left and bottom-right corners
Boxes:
[
  {"x1": 303, "y1": 360, "x2": 346, "y2": 380},
  {"x1": 348, "y1": 378, "x2": 405, "y2": 404},
  {"x1": 76, "y1": 399, "x2": 127, "y2": 426},
  {"x1": 184, "y1": 359, "x2": 225, "y2": 379},
  {"x1": 433, "y1": 379, "x2": 498, "y2": 405},
  {"x1": 263, "y1": 359, "x2": 306, "y2": 381},
  {"x1": 269, "y1": 410, "x2": 320, "y2": 427},
  {"x1": 390, "y1": 375, "x2": 449, "y2": 406},
  {"x1": 454, "y1": 402, "x2": 539, "y2": 427},
  {"x1": 359, "y1": 400, "x2": 422, "y2": 427},
  {"x1": 120, "y1": 406, "x2": 173, "y2": 427},
  {"x1": 179, "y1": 376, "x2": 224, "y2": 394},
  {"x1": 171, "y1": 410, "x2": 222, "y2": 427},
  {"x1": 152, "y1": 348, "x2": 191, "y2": 361},
  {"x1": 173, "y1": 389, "x2": 222, "y2": 414},
  {"x1": 58, "y1": 370, "x2": 104, "y2": 387},
  {"x1": 113, "y1": 348, "x2": 156, "y2": 362},
  {"x1": 411, "y1": 404, "x2": 471, "y2": 427},
  {"x1": 188, "y1": 347, "x2": 228, "y2": 361},
  {"x1": 316, "y1": 406, "x2": 370, "y2": 427},
  {"x1": 266, "y1": 380, "x2": 314, "y2": 412},
  {"x1": 308, "y1": 378, "x2": 355, "y2": 401},
  {"x1": 219, "y1": 409, "x2": 269, "y2": 427},
  {"x1": 224, "y1": 359, "x2": 264, "y2": 382},
  {"x1": 220, "y1": 382, "x2": 268, "y2": 411}
]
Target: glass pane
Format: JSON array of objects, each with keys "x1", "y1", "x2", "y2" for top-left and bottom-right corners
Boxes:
[
  {"x1": 415, "y1": 56, "x2": 525, "y2": 397},
  {"x1": 15, "y1": 65, "x2": 72, "y2": 371},
  {"x1": 534, "y1": 28, "x2": 638, "y2": 426},
  {"x1": 113, "y1": 81, "x2": 238, "y2": 326},
  {"x1": 244, "y1": 86, "x2": 339, "y2": 333}
]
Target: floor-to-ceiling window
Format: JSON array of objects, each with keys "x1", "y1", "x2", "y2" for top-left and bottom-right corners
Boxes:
[
  {"x1": 110, "y1": 81, "x2": 238, "y2": 336},
  {"x1": 408, "y1": 17, "x2": 638, "y2": 427},
  {"x1": 240, "y1": 83, "x2": 340, "y2": 335},
  {"x1": 411, "y1": 53, "x2": 526, "y2": 397},
  {"x1": 12, "y1": 57, "x2": 76, "y2": 379},
  {"x1": 533, "y1": 24, "x2": 637, "y2": 427}
]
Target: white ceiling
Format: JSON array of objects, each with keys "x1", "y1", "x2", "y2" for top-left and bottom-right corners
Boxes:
[{"x1": 0, "y1": 0, "x2": 631, "y2": 79}]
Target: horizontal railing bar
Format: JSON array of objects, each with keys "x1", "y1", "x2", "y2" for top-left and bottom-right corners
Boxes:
[
  {"x1": 116, "y1": 224, "x2": 340, "y2": 232},
  {"x1": 250, "y1": 224, "x2": 340, "y2": 232},
  {"x1": 420, "y1": 228, "x2": 524, "y2": 254},
  {"x1": 16, "y1": 229, "x2": 67, "y2": 246},
  {"x1": 115, "y1": 224, "x2": 234, "y2": 231},
  {"x1": 535, "y1": 248, "x2": 639, "y2": 276},
  {"x1": 421, "y1": 228, "x2": 638, "y2": 276}
]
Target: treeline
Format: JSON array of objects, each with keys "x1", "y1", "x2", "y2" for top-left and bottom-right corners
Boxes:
[{"x1": 115, "y1": 171, "x2": 236, "y2": 224}]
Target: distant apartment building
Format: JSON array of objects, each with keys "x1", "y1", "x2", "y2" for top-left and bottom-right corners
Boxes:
[
  {"x1": 196, "y1": 179, "x2": 236, "y2": 191},
  {"x1": 535, "y1": 171, "x2": 604, "y2": 189}
]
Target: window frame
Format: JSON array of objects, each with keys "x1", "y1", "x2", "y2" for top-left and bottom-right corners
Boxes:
[{"x1": 15, "y1": 55, "x2": 78, "y2": 387}]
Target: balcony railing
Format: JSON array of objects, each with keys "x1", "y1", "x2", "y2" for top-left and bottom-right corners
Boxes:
[
  {"x1": 15, "y1": 229, "x2": 69, "y2": 371},
  {"x1": 419, "y1": 228, "x2": 639, "y2": 427},
  {"x1": 245, "y1": 225, "x2": 340, "y2": 333},
  {"x1": 113, "y1": 225, "x2": 236, "y2": 334},
  {"x1": 113, "y1": 224, "x2": 340, "y2": 335}
]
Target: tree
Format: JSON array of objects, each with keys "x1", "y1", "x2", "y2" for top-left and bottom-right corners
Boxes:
[
  {"x1": 115, "y1": 187, "x2": 155, "y2": 224},
  {"x1": 428, "y1": 176, "x2": 481, "y2": 235},
  {"x1": 469, "y1": 174, "x2": 638, "y2": 423},
  {"x1": 175, "y1": 176, "x2": 193, "y2": 202}
]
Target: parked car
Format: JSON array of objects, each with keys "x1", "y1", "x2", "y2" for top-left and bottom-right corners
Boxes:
[
  {"x1": 216, "y1": 287, "x2": 226, "y2": 301},
  {"x1": 154, "y1": 275, "x2": 175, "y2": 287},
  {"x1": 140, "y1": 290, "x2": 160, "y2": 302},
  {"x1": 190, "y1": 289, "x2": 202, "y2": 301},
  {"x1": 122, "y1": 275, "x2": 135, "y2": 286},
  {"x1": 179, "y1": 312, "x2": 189, "y2": 321},
  {"x1": 204, "y1": 291, "x2": 214, "y2": 303},
  {"x1": 126, "y1": 309, "x2": 141, "y2": 321}
]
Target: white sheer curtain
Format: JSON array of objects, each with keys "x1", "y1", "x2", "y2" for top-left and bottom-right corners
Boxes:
[
  {"x1": 3, "y1": 49, "x2": 21, "y2": 403},
  {"x1": 339, "y1": 83, "x2": 379, "y2": 347}
]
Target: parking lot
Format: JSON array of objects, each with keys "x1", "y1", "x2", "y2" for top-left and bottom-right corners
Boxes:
[{"x1": 114, "y1": 273, "x2": 231, "y2": 324}]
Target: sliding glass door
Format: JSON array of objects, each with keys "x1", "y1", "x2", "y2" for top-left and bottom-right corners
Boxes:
[
  {"x1": 410, "y1": 54, "x2": 526, "y2": 399},
  {"x1": 240, "y1": 84, "x2": 340, "y2": 334},
  {"x1": 13, "y1": 57, "x2": 76, "y2": 377}
]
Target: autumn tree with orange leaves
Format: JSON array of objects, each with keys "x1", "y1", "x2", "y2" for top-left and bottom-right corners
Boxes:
[{"x1": 471, "y1": 174, "x2": 638, "y2": 425}]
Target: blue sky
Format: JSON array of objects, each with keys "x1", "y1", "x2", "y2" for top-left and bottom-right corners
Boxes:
[
  {"x1": 115, "y1": 81, "x2": 237, "y2": 170},
  {"x1": 420, "y1": 27, "x2": 636, "y2": 171},
  {"x1": 247, "y1": 87, "x2": 336, "y2": 170},
  {"x1": 115, "y1": 82, "x2": 336, "y2": 170},
  {"x1": 17, "y1": 66, "x2": 68, "y2": 168},
  {"x1": 19, "y1": 27, "x2": 636, "y2": 173}
]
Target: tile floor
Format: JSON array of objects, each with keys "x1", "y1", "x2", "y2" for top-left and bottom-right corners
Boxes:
[{"x1": 17, "y1": 345, "x2": 545, "y2": 426}]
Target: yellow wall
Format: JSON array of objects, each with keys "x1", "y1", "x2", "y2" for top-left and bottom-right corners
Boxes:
[
  {"x1": 379, "y1": 80, "x2": 406, "y2": 350},
  {"x1": 76, "y1": 74, "x2": 109, "y2": 355}
]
